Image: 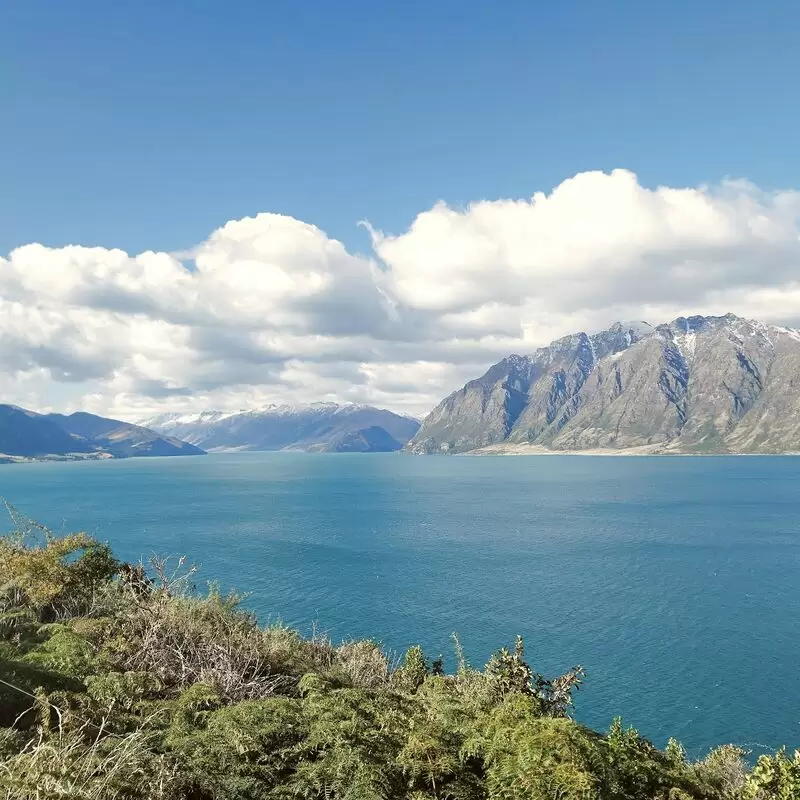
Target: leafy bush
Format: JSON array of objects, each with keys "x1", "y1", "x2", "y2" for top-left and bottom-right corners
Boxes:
[{"x1": 745, "y1": 747, "x2": 800, "y2": 799}]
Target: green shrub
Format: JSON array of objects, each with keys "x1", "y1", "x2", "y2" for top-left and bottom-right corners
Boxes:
[
  {"x1": 745, "y1": 747, "x2": 800, "y2": 799},
  {"x1": 169, "y1": 696, "x2": 306, "y2": 799}
]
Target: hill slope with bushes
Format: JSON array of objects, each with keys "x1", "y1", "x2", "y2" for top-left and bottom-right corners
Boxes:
[{"x1": 0, "y1": 509, "x2": 796, "y2": 799}]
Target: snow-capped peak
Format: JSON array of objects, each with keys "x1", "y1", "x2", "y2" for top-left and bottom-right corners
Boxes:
[{"x1": 138, "y1": 401, "x2": 412, "y2": 429}]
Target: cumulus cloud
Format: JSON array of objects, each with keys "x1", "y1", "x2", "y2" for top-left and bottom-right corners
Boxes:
[
  {"x1": 372, "y1": 169, "x2": 800, "y2": 314},
  {"x1": 3, "y1": 169, "x2": 800, "y2": 419}
]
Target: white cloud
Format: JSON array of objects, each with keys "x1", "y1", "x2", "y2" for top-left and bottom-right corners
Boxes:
[
  {"x1": 371, "y1": 169, "x2": 800, "y2": 314},
  {"x1": 2, "y1": 170, "x2": 800, "y2": 420}
]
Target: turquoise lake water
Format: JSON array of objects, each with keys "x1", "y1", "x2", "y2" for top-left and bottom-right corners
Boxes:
[{"x1": 1, "y1": 452, "x2": 797, "y2": 757}]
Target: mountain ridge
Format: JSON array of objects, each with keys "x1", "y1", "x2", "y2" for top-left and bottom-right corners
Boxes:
[
  {"x1": 408, "y1": 314, "x2": 800, "y2": 455},
  {"x1": 139, "y1": 402, "x2": 420, "y2": 453},
  {"x1": 0, "y1": 406, "x2": 205, "y2": 462}
]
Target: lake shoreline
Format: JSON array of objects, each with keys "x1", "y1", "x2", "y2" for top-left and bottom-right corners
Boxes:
[{"x1": 461, "y1": 443, "x2": 800, "y2": 457}]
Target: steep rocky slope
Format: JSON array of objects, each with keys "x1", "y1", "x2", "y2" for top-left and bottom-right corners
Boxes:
[{"x1": 408, "y1": 315, "x2": 800, "y2": 454}]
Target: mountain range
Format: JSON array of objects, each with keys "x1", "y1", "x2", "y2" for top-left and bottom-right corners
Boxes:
[
  {"x1": 139, "y1": 403, "x2": 420, "y2": 453},
  {"x1": 7, "y1": 314, "x2": 799, "y2": 461},
  {"x1": 0, "y1": 406, "x2": 205, "y2": 462},
  {"x1": 408, "y1": 314, "x2": 800, "y2": 455}
]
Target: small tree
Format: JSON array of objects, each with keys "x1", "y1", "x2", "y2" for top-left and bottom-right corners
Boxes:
[
  {"x1": 485, "y1": 636, "x2": 584, "y2": 717},
  {"x1": 397, "y1": 645, "x2": 429, "y2": 692}
]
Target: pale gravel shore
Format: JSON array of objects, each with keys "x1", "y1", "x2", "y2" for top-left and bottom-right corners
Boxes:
[
  {"x1": 0, "y1": 452, "x2": 115, "y2": 464},
  {"x1": 461, "y1": 443, "x2": 800, "y2": 456},
  {"x1": 464, "y1": 443, "x2": 670, "y2": 456}
]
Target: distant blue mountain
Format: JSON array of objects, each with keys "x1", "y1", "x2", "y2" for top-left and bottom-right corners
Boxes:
[
  {"x1": 0, "y1": 405, "x2": 205, "y2": 462},
  {"x1": 140, "y1": 403, "x2": 420, "y2": 453}
]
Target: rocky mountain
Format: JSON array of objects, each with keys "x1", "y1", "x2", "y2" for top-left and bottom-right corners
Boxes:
[
  {"x1": 408, "y1": 315, "x2": 800, "y2": 454},
  {"x1": 0, "y1": 406, "x2": 205, "y2": 462},
  {"x1": 139, "y1": 403, "x2": 421, "y2": 453}
]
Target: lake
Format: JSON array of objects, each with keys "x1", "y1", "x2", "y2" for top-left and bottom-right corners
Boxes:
[{"x1": 1, "y1": 452, "x2": 797, "y2": 757}]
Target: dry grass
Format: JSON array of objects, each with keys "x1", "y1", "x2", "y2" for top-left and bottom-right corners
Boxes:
[
  {"x1": 117, "y1": 590, "x2": 292, "y2": 701},
  {"x1": 0, "y1": 719, "x2": 177, "y2": 800}
]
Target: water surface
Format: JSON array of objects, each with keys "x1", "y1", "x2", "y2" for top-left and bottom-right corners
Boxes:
[{"x1": 1, "y1": 452, "x2": 797, "y2": 757}]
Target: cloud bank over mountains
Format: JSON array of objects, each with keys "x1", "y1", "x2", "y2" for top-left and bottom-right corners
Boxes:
[{"x1": 3, "y1": 168, "x2": 800, "y2": 419}]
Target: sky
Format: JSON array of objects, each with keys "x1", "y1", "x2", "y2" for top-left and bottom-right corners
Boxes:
[{"x1": 3, "y1": 0, "x2": 800, "y2": 419}]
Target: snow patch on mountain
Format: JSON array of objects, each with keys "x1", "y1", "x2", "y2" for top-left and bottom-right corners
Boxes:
[
  {"x1": 139, "y1": 403, "x2": 420, "y2": 453},
  {"x1": 408, "y1": 313, "x2": 800, "y2": 455}
]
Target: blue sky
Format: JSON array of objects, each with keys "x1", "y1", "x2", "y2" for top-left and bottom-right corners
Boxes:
[
  {"x1": 4, "y1": 0, "x2": 800, "y2": 418},
  {"x1": 4, "y1": 0, "x2": 798, "y2": 255}
]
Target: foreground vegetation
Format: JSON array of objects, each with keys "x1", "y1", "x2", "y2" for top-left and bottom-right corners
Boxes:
[{"x1": 0, "y1": 510, "x2": 797, "y2": 799}]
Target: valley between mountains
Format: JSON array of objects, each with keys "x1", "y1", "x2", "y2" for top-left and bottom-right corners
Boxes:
[{"x1": 0, "y1": 404, "x2": 420, "y2": 461}]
